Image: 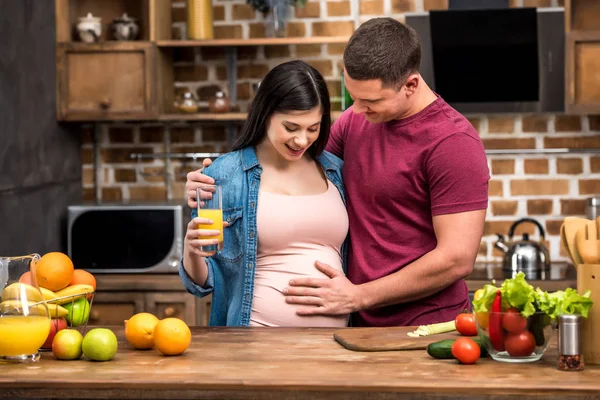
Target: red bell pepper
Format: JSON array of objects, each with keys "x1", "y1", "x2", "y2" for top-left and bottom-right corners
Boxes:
[{"x1": 489, "y1": 290, "x2": 505, "y2": 351}]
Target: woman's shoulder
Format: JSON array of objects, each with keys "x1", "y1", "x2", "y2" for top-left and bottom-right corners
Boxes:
[
  {"x1": 203, "y1": 150, "x2": 244, "y2": 181},
  {"x1": 317, "y1": 150, "x2": 344, "y2": 171}
]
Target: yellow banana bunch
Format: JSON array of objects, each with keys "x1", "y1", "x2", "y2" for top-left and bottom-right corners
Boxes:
[
  {"x1": 49, "y1": 284, "x2": 94, "y2": 305},
  {"x1": 40, "y1": 287, "x2": 59, "y2": 302},
  {"x1": 0, "y1": 300, "x2": 68, "y2": 318},
  {"x1": 1, "y1": 282, "x2": 43, "y2": 302}
]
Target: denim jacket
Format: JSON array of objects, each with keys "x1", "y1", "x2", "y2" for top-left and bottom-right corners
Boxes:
[{"x1": 179, "y1": 146, "x2": 348, "y2": 326}]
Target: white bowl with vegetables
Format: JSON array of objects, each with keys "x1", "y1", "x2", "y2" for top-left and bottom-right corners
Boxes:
[{"x1": 472, "y1": 272, "x2": 593, "y2": 363}]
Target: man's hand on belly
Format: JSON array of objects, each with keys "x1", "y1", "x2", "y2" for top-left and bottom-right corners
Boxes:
[{"x1": 283, "y1": 261, "x2": 363, "y2": 316}]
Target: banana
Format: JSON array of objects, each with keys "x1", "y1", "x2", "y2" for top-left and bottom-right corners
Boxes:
[
  {"x1": 51, "y1": 284, "x2": 94, "y2": 305},
  {"x1": 45, "y1": 303, "x2": 69, "y2": 318},
  {"x1": 40, "y1": 287, "x2": 59, "y2": 302},
  {"x1": 1, "y1": 282, "x2": 43, "y2": 302},
  {"x1": 0, "y1": 299, "x2": 69, "y2": 318}
]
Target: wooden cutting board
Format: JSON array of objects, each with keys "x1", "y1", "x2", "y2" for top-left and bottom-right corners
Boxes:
[{"x1": 333, "y1": 326, "x2": 461, "y2": 352}]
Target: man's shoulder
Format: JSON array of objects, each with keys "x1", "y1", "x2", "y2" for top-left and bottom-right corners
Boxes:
[{"x1": 434, "y1": 97, "x2": 480, "y2": 140}]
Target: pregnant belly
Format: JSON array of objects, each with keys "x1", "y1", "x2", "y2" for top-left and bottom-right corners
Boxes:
[{"x1": 250, "y1": 253, "x2": 349, "y2": 327}]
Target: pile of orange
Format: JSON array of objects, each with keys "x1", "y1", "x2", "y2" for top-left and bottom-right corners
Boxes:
[{"x1": 125, "y1": 313, "x2": 191, "y2": 356}]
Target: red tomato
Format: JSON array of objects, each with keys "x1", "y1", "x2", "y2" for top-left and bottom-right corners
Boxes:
[
  {"x1": 502, "y1": 308, "x2": 528, "y2": 334},
  {"x1": 451, "y1": 337, "x2": 481, "y2": 364},
  {"x1": 455, "y1": 313, "x2": 477, "y2": 336},
  {"x1": 504, "y1": 331, "x2": 536, "y2": 357}
]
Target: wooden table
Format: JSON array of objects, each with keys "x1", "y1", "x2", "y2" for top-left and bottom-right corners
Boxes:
[{"x1": 1, "y1": 326, "x2": 599, "y2": 399}]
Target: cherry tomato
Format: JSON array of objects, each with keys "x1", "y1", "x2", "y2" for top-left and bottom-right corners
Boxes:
[
  {"x1": 451, "y1": 337, "x2": 481, "y2": 364},
  {"x1": 502, "y1": 308, "x2": 528, "y2": 334},
  {"x1": 504, "y1": 331, "x2": 536, "y2": 357},
  {"x1": 455, "y1": 313, "x2": 477, "y2": 336}
]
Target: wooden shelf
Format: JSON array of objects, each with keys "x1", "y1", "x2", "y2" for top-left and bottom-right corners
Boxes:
[
  {"x1": 57, "y1": 41, "x2": 154, "y2": 51},
  {"x1": 156, "y1": 36, "x2": 350, "y2": 47},
  {"x1": 159, "y1": 111, "x2": 344, "y2": 121}
]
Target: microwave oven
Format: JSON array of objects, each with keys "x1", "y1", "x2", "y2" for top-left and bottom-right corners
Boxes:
[{"x1": 67, "y1": 202, "x2": 190, "y2": 273}]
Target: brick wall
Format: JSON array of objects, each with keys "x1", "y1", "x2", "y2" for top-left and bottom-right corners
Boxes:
[{"x1": 81, "y1": 0, "x2": 600, "y2": 263}]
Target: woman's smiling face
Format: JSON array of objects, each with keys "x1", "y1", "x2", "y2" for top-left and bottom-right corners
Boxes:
[{"x1": 263, "y1": 106, "x2": 322, "y2": 162}]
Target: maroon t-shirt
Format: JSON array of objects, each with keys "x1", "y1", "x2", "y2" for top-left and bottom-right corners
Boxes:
[{"x1": 326, "y1": 96, "x2": 489, "y2": 327}]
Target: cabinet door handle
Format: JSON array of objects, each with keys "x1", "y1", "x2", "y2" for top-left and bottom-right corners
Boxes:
[
  {"x1": 90, "y1": 310, "x2": 100, "y2": 321},
  {"x1": 164, "y1": 306, "x2": 176, "y2": 317},
  {"x1": 99, "y1": 98, "x2": 111, "y2": 110}
]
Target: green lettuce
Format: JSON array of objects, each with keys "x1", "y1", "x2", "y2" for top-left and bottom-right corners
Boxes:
[
  {"x1": 472, "y1": 272, "x2": 594, "y2": 320},
  {"x1": 500, "y1": 272, "x2": 537, "y2": 318},
  {"x1": 536, "y1": 288, "x2": 593, "y2": 319},
  {"x1": 472, "y1": 283, "x2": 499, "y2": 313}
]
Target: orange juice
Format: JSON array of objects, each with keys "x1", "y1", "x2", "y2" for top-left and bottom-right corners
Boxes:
[
  {"x1": 198, "y1": 209, "x2": 223, "y2": 242},
  {"x1": 0, "y1": 316, "x2": 50, "y2": 356}
]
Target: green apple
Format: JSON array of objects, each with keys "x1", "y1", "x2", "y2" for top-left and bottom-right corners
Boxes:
[
  {"x1": 82, "y1": 328, "x2": 118, "y2": 362},
  {"x1": 63, "y1": 297, "x2": 90, "y2": 327},
  {"x1": 52, "y1": 329, "x2": 83, "y2": 360}
]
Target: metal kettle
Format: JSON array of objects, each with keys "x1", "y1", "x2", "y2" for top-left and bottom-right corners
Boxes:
[{"x1": 494, "y1": 218, "x2": 551, "y2": 279}]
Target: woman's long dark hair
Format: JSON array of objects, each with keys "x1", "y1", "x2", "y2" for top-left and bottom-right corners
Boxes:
[{"x1": 232, "y1": 60, "x2": 331, "y2": 158}]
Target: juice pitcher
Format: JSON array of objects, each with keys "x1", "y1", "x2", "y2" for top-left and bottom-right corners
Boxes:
[{"x1": 0, "y1": 254, "x2": 50, "y2": 363}]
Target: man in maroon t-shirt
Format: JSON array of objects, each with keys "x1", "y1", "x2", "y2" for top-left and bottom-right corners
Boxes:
[{"x1": 282, "y1": 18, "x2": 490, "y2": 326}]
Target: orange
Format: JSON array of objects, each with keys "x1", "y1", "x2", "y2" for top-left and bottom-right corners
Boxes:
[
  {"x1": 70, "y1": 269, "x2": 97, "y2": 290},
  {"x1": 35, "y1": 252, "x2": 74, "y2": 291},
  {"x1": 153, "y1": 318, "x2": 191, "y2": 356},
  {"x1": 125, "y1": 313, "x2": 160, "y2": 350}
]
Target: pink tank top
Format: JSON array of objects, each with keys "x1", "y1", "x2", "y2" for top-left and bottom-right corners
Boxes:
[{"x1": 249, "y1": 180, "x2": 350, "y2": 327}]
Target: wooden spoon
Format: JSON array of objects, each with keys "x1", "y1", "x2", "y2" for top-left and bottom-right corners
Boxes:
[
  {"x1": 560, "y1": 220, "x2": 574, "y2": 265},
  {"x1": 563, "y1": 217, "x2": 589, "y2": 266},
  {"x1": 575, "y1": 219, "x2": 600, "y2": 265}
]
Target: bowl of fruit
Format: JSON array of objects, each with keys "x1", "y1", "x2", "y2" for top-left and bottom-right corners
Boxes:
[
  {"x1": 20, "y1": 252, "x2": 97, "y2": 350},
  {"x1": 473, "y1": 272, "x2": 593, "y2": 363}
]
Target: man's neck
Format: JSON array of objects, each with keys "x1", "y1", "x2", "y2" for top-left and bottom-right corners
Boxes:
[{"x1": 397, "y1": 82, "x2": 438, "y2": 120}]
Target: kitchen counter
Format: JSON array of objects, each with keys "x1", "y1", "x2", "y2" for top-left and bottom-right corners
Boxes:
[{"x1": 1, "y1": 326, "x2": 599, "y2": 399}]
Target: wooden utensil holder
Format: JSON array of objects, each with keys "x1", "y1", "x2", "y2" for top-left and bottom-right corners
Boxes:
[{"x1": 577, "y1": 264, "x2": 600, "y2": 364}]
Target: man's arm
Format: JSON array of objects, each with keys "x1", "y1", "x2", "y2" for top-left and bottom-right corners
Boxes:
[
  {"x1": 356, "y1": 208, "x2": 485, "y2": 309},
  {"x1": 284, "y1": 208, "x2": 485, "y2": 315}
]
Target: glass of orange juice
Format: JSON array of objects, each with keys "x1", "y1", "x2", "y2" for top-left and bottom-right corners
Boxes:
[
  {"x1": 0, "y1": 254, "x2": 51, "y2": 363},
  {"x1": 196, "y1": 184, "x2": 223, "y2": 252}
]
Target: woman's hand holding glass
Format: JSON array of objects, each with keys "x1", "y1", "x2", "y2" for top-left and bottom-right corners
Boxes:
[{"x1": 185, "y1": 217, "x2": 228, "y2": 257}]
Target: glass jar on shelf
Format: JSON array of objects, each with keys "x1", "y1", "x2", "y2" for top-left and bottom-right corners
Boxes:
[{"x1": 174, "y1": 89, "x2": 200, "y2": 113}]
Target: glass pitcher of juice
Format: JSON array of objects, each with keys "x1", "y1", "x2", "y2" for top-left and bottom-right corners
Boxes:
[{"x1": 0, "y1": 254, "x2": 51, "y2": 363}]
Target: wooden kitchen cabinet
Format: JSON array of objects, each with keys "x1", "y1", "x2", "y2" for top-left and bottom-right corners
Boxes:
[
  {"x1": 56, "y1": 42, "x2": 158, "y2": 121},
  {"x1": 144, "y1": 292, "x2": 196, "y2": 324},
  {"x1": 565, "y1": 0, "x2": 600, "y2": 113},
  {"x1": 91, "y1": 274, "x2": 211, "y2": 327},
  {"x1": 88, "y1": 292, "x2": 146, "y2": 326}
]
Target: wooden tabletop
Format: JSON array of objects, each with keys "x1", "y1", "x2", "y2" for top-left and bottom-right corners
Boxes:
[{"x1": 1, "y1": 326, "x2": 598, "y2": 400}]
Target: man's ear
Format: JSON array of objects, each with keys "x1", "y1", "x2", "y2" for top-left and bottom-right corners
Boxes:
[{"x1": 403, "y1": 73, "x2": 420, "y2": 95}]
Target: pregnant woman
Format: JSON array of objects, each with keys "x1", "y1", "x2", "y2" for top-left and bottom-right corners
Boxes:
[{"x1": 180, "y1": 60, "x2": 349, "y2": 327}]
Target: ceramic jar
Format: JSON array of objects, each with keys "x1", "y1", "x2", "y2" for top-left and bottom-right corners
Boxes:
[
  {"x1": 112, "y1": 13, "x2": 139, "y2": 41},
  {"x1": 77, "y1": 13, "x2": 102, "y2": 43},
  {"x1": 208, "y1": 91, "x2": 231, "y2": 113}
]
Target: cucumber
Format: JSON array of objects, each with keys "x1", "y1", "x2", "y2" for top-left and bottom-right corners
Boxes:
[{"x1": 426, "y1": 337, "x2": 488, "y2": 359}]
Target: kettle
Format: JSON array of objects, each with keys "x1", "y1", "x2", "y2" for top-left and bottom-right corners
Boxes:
[{"x1": 494, "y1": 218, "x2": 551, "y2": 280}]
